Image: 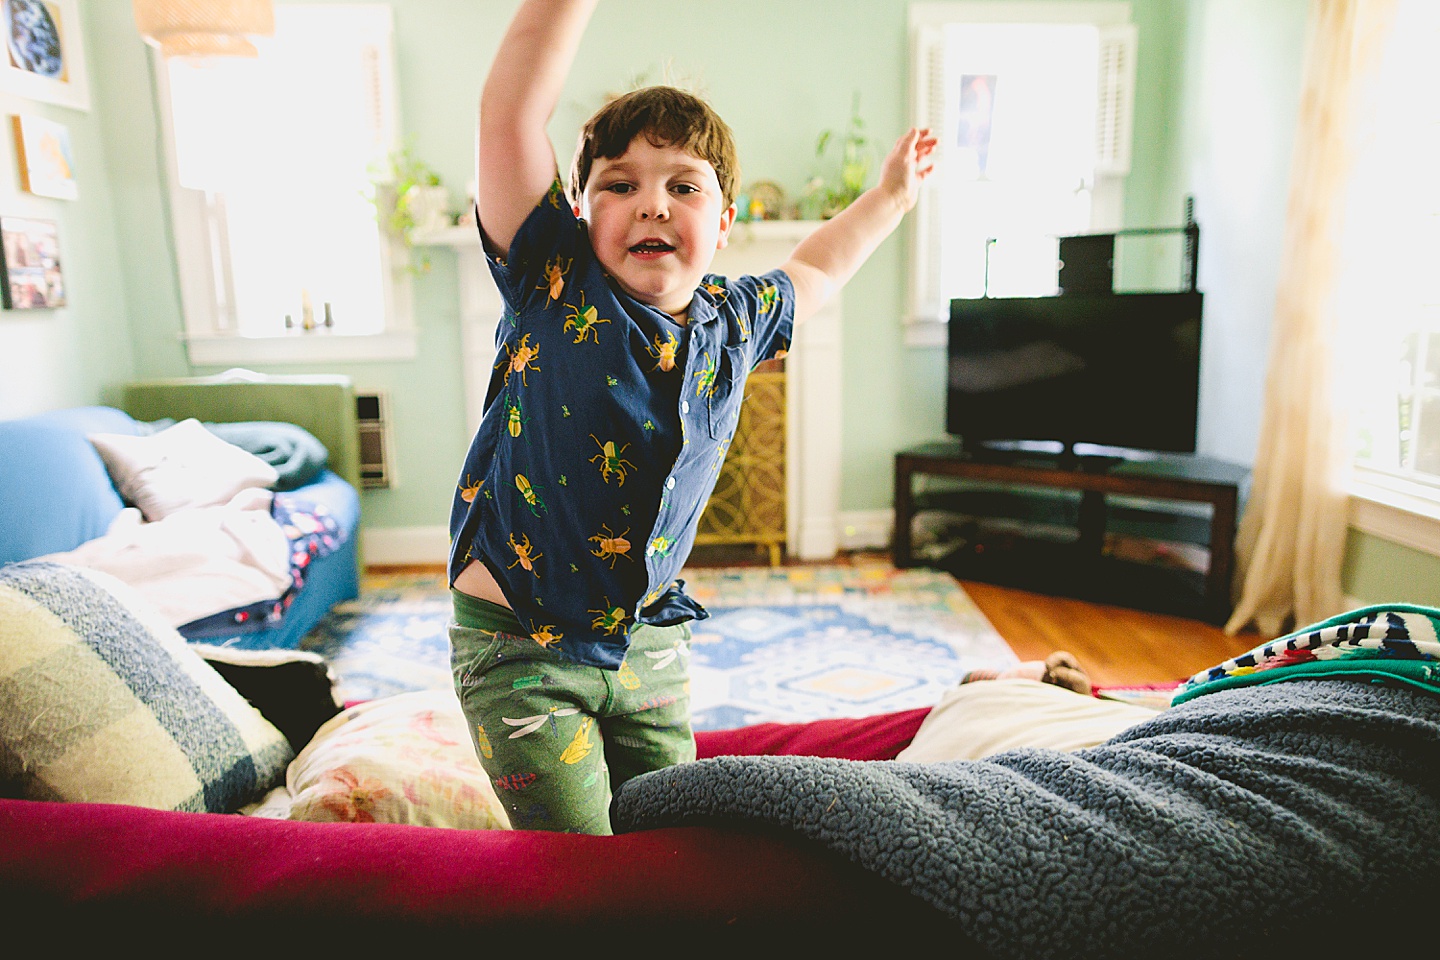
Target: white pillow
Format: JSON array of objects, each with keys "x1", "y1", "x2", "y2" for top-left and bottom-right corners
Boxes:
[
  {"x1": 896, "y1": 678, "x2": 1162, "y2": 762},
  {"x1": 89, "y1": 418, "x2": 279, "y2": 521}
]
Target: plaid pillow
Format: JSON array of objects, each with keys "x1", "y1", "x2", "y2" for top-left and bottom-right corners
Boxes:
[{"x1": 0, "y1": 561, "x2": 293, "y2": 812}]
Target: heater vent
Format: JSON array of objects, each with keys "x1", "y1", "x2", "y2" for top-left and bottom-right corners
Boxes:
[{"x1": 355, "y1": 391, "x2": 393, "y2": 489}]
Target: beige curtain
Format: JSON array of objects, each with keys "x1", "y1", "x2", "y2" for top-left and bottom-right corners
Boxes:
[{"x1": 1225, "y1": 0, "x2": 1395, "y2": 637}]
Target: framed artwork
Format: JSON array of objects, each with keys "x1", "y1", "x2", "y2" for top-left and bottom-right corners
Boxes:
[
  {"x1": 0, "y1": 0, "x2": 90, "y2": 111},
  {"x1": 11, "y1": 114, "x2": 76, "y2": 199},
  {"x1": 0, "y1": 216, "x2": 65, "y2": 309}
]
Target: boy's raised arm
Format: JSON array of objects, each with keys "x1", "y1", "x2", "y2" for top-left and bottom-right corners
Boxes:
[
  {"x1": 781, "y1": 127, "x2": 938, "y2": 324},
  {"x1": 476, "y1": 0, "x2": 599, "y2": 255}
]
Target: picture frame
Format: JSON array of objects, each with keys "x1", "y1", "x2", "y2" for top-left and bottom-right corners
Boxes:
[
  {"x1": 0, "y1": 215, "x2": 65, "y2": 309},
  {"x1": 0, "y1": 0, "x2": 90, "y2": 111},
  {"x1": 11, "y1": 114, "x2": 76, "y2": 199}
]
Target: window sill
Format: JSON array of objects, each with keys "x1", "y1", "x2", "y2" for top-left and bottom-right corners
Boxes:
[
  {"x1": 904, "y1": 315, "x2": 946, "y2": 348},
  {"x1": 1349, "y1": 475, "x2": 1440, "y2": 557},
  {"x1": 184, "y1": 330, "x2": 418, "y2": 366}
]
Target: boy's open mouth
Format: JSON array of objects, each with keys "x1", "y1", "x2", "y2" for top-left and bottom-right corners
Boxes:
[{"x1": 629, "y1": 239, "x2": 675, "y2": 256}]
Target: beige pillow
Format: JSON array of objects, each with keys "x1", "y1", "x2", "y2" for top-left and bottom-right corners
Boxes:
[
  {"x1": 0, "y1": 561, "x2": 292, "y2": 813},
  {"x1": 89, "y1": 418, "x2": 279, "y2": 521},
  {"x1": 274, "y1": 689, "x2": 510, "y2": 830},
  {"x1": 897, "y1": 678, "x2": 1162, "y2": 762}
]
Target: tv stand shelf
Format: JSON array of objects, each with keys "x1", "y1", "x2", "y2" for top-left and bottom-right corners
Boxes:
[{"x1": 893, "y1": 440, "x2": 1250, "y2": 624}]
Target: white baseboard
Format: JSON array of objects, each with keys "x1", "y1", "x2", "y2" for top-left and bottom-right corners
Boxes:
[
  {"x1": 363, "y1": 513, "x2": 897, "y2": 568},
  {"x1": 838, "y1": 509, "x2": 893, "y2": 551},
  {"x1": 362, "y1": 525, "x2": 449, "y2": 567}
]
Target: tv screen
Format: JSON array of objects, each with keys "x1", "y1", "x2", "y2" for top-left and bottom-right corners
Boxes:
[{"x1": 946, "y1": 292, "x2": 1203, "y2": 455}]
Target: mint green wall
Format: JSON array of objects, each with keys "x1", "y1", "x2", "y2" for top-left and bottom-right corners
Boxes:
[
  {"x1": 20, "y1": 0, "x2": 1432, "y2": 598},
  {"x1": 1344, "y1": 531, "x2": 1440, "y2": 608},
  {"x1": 0, "y1": 3, "x2": 136, "y2": 418}
]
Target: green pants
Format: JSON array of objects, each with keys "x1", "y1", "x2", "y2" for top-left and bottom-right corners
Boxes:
[{"x1": 449, "y1": 590, "x2": 695, "y2": 834}]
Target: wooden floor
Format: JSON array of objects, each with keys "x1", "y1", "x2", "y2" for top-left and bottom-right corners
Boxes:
[
  {"x1": 682, "y1": 546, "x2": 1268, "y2": 690},
  {"x1": 394, "y1": 549, "x2": 1268, "y2": 691}
]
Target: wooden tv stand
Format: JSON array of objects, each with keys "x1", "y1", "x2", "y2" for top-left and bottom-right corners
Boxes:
[{"x1": 893, "y1": 440, "x2": 1249, "y2": 624}]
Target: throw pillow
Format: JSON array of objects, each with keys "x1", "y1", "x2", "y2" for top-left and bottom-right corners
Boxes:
[
  {"x1": 268, "y1": 689, "x2": 510, "y2": 830},
  {"x1": 895, "y1": 678, "x2": 1162, "y2": 762},
  {"x1": 0, "y1": 561, "x2": 293, "y2": 813},
  {"x1": 88, "y1": 418, "x2": 279, "y2": 521}
]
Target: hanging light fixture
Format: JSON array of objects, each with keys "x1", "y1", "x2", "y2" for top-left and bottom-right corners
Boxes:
[{"x1": 132, "y1": 0, "x2": 276, "y2": 59}]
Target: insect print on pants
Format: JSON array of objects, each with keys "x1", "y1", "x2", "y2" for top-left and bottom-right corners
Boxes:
[
  {"x1": 503, "y1": 705, "x2": 580, "y2": 738},
  {"x1": 589, "y1": 435, "x2": 636, "y2": 485},
  {"x1": 559, "y1": 716, "x2": 596, "y2": 764}
]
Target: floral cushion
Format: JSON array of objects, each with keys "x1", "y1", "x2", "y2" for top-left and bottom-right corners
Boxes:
[{"x1": 254, "y1": 689, "x2": 509, "y2": 830}]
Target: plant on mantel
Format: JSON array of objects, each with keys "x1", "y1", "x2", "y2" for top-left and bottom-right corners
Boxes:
[
  {"x1": 800, "y1": 92, "x2": 874, "y2": 220},
  {"x1": 368, "y1": 140, "x2": 450, "y2": 271}
]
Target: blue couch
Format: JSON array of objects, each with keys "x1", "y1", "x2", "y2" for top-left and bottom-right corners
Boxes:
[{"x1": 0, "y1": 377, "x2": 362, "y2": 650}]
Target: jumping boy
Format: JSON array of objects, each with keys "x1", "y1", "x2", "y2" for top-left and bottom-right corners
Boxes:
[{"x1": 449, "y1": 0, "x2": 937, "y2": 833}]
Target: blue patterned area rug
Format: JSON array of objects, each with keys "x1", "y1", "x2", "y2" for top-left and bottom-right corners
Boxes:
[{"x1": 301, "y1": 563, "x2": 1017, "y2": 730}]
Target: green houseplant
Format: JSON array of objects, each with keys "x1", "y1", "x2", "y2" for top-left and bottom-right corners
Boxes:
[
  {"x1": 801, "y1": 93, "x2": 873, "y2": 219},
  {"x1": 369, "y1": 141, "x2": 449, "y2": 269}
]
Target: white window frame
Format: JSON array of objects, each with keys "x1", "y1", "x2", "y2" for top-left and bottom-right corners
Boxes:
[
  {"x1": 152, "y1": 4, "x2": 417, "y2": 365},
  {"x1": 906, "y1": 1, "x2": 1137, "y2": 347}
]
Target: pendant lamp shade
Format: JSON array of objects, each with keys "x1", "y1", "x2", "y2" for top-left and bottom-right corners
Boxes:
[{"x1": 133, "y1": 0, "x2": 276, "y2": 58}]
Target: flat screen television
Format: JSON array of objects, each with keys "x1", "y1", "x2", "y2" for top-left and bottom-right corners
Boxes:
[{"x1": 946, "y1": 291, "x2": 1203, "y2": 458}]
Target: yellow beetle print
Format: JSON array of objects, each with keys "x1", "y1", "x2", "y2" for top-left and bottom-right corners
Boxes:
[
  {"x1": 647, "y1": 332, "x2": 679, "y2": 372},
  {"x1": 589, "y1": 435, "x2": 636, "y2": 485},
  {"x1": 563, "y1": 292, "x2": 611, "y2": 344},
  {"x1": 559, "y1": 717, "x2": 596, "y2": 764},
  {"x1": 537, "y1": 256, "x2": 572, "y2": 304},
  {"x1": 497, "y1": 334, "x2": 541, "y2": 386}
]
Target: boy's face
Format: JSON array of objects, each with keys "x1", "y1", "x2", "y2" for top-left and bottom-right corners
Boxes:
[{"x1": 576, "y1": 137, "x2": 736, "y2": 320}]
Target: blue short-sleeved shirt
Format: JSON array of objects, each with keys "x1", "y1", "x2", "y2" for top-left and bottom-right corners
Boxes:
[{"x1": 448, "y1": 181, "x2": 794, "y2": 669}]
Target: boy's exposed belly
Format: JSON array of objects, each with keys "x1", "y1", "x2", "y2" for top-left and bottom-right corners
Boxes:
[{"x1": 454, "y1": 559, "x2": 512, "y2": 607}]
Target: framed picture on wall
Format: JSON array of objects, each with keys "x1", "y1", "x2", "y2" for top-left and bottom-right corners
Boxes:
[
  {"x1": 11, "y1": 114, "x2": 77, "y2": 199},
  {"x1": 0, "y1": 0, "x2": 90, "y2": 111},
  {"x1": 0, "y1": 216, "x2": 65, "y2": 309}
]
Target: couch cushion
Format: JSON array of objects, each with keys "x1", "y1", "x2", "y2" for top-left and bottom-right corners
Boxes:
[
  {"x1": 0, "y1": 406, "x2": 140, "y2": 564},
  {"x1": 256, "y1": 689, "x2": 510, "y2": 830},
  {"x1": 0, "y1": 561, "x2": 293, "y2": 813},
  {"x1": 88, "y1": 417, "x2": 279, "y2": 521}
]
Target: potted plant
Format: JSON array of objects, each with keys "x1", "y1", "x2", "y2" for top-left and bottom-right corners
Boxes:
[
  {"x1": 370, "y1": 140, "x2": 450, "y2": 268},
  {"x1": 801, "y1": 93, "x2": 873, "y2": 219}
]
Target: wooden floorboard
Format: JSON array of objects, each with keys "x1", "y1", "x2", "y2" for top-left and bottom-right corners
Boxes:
[{"x1": 379, "y1": 550, "x2": 1270, "y2": 690}]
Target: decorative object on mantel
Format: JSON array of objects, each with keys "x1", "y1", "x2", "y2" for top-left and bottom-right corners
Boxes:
[
  {"x1": 736, "y1": 180, "x2": 789, "y2": 222},
  {"x1": 11, "y1": 114, "x2": 77, "y2": 200},
  {"x1": 801, "y1": 92, "x2": 873, "y2": 219},
  {"x1": 0, "y1": 215, "x2": 65, "y2": 309},
  {"x1": 0, "y1": 0, "x2": 90, "y2": 110},
  {"x1": 132, "y1": 0, "x2": 275, "y2": 58},
  {"x1": 368, "y1": 139, "x2": 450, "y2": 272}
]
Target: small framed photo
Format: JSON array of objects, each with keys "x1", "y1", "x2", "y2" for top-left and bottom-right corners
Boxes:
[
  {"x1": 11, "y1": 114, "x2": 76, "y2": 199},
  {"x1": 0, "y1": 216, "x2": 65, "y2": 309},
  {"x1": 0, "y1": 0, "x2": 90, "y2": 111}
]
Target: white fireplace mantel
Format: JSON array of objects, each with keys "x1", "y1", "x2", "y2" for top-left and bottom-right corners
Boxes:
[{"x1": 417, "y1": 219, "x2": 842, "y2": 560}]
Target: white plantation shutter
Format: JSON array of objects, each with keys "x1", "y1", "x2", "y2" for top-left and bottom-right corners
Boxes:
[
  {"x1": 1095, "y1": 24, "x2": 1138, "y2": 175},
  {"x1": 908, "y1": 24, "x2": 950, "y2": 340}
]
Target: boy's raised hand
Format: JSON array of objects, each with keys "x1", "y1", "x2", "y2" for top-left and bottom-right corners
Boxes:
[
  {"x1": 878, "y1": 127, "x2": 939, "y2": 214},
  {"x1": 476, "y1": 0, "x2": 599, "y2": 256}
]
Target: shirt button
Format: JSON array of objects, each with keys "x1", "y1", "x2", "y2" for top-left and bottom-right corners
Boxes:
[
  {"x1": 666, "y1": 477, "x2": 675, "y2": 490},
  {"x1": 681, "y1": 401, "x2": 690, "y2": 414}
]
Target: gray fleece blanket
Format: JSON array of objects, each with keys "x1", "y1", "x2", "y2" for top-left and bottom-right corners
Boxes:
[{"x1": 613, "y1": 680, "x2": 1440, "y2": 958}]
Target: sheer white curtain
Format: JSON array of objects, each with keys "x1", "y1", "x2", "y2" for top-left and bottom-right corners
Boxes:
[{"x1": 1225, "y1": 0, "x2": 1396, "y2": 637}]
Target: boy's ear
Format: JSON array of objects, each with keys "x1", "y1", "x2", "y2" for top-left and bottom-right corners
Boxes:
[{"x1": 715, "y1": 203, "x2": 737, "y2": 250}]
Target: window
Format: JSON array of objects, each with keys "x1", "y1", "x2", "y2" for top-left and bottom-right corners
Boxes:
[
  {"x1": 907, "y1": 2, "x2": 1136, "y2": 346},
  {"x1": 155, "y1": 4, "x2": 414, "y2": 364},
  {"x1": 1343, "y1": 0, "x2": 1440, "y2": 531}
]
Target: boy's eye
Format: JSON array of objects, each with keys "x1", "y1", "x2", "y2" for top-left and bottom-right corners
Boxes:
[
  {"x1": 605, "y1": 183, "x2": 634, "y2": 195},
  {"x1": 671, "y1": 184, "x2": 699, "y2": 195}
]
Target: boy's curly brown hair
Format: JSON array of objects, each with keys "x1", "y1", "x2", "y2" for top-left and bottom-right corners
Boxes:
[{"x1": 569, "y1": 86, "x2": 740, "y2": 209}]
